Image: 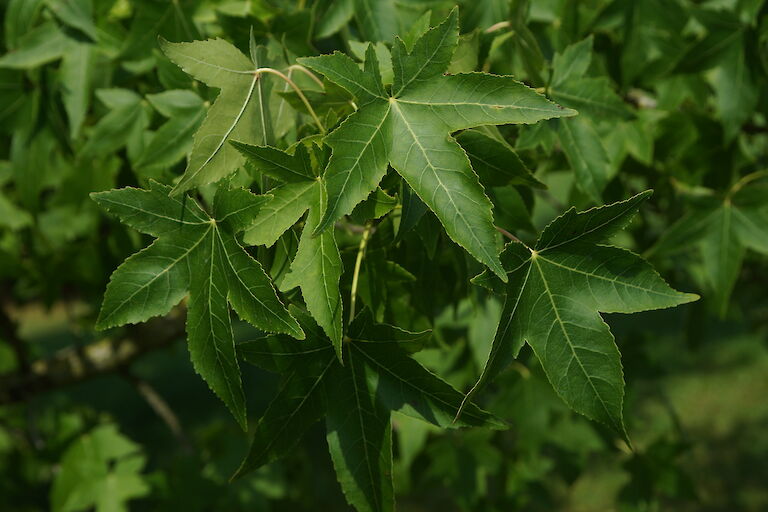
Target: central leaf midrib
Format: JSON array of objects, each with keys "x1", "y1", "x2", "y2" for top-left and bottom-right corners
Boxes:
[
  {"x1": 390, "y1": 101, "x2": 500, "y2": 277},
  {"x1": 214, "y1": 227, "x2": 296, "y2": 333},
  {"x1": 205, "y1": 228, "x2": 240, "y2": 414},
  {"x1": 532, "y1": 258, "x2": 617, "y2": 428},
  {"x1": 101, "y1": 226, "x2": 211, "y2": 325},
  {"x1": 537, "y1": 253, "x2": 684, "y2": 299},
  {"x1": 324, "y1": 101, "x2": 391, "y2": 225},
  {"x1": 348, "y1": 351, "x2": 382, "y2": 510},
  {"x1": 180, "y1": 74, "x2": 259, "y2": 189},
  {"x1": 255, "y1": 356, "x2": 335, "y2": 460}
]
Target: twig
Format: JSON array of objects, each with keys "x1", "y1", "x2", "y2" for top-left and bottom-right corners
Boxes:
[
  {"x1": 484, "y1": 21, "x2": 511, "y2": 34},
  {"x1": 348, "y1": 222, "x2": 373, "y2": 325},
  {"x1": 495, "y1": 225, "x2": 522, "y2": 244}
]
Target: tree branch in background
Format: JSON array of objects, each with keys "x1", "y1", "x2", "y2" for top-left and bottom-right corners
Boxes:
[
  {"x1": 121, "y1": 369, "x2": 192, "y2": 453},
  {"x1": 0, "y1": 310, "x2": 185, "y2": 405}
]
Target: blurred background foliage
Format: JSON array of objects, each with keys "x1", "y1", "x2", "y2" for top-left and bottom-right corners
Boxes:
[{"x1": 0, "y1": 0, "x2": 766, "y2": 510}]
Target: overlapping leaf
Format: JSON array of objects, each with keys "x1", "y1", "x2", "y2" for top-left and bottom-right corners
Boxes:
[
  {"x1": 299, "y1": 9, "x2": 574, "y2": 281},
  {"x1": 92, "y1": 182, "x2": 303, "y2": 428},
  {"x1": 232, "y1": 140, "x2": 344, "y2": 359},
  {"x1": 159, "y1": 37, "x2": 274, "y2": 196},
  {"x1": 235, "y1": 309, "x2": 501, "y2": 512},
  {"x1": 460, "y1": 192, "x2": 698, "y2": 438}
]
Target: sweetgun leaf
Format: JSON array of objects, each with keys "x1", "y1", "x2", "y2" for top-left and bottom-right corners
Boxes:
[
  {"x1": 299, "y1": 9, "x2": 575, "y2": 281},
  {"x1": 92, "y1": 182, "x2": 303, "y2": 429},
  {"x1": 235, "y1": 310, "x2": 500, "y2": 511},
  {"x1": 461, "y1": 192, "x2": 698, "y2": 439}
]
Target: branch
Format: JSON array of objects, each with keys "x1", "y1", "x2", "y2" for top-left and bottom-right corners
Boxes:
[
  {"x1": 122, "y1": 369, "x2": 192, "y2": 453},
  {"x1": 0, "y1": 311, "x2": 185, "y2": 405}
]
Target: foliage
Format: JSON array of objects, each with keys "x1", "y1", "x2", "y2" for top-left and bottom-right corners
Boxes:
[{"x1": 0, "y1": 0, "x2": 767, "y2": 511}]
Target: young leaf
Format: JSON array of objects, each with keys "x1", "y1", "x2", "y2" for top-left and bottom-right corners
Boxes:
[
  {"x1": 92, "y1": 182, "x2": 303, "y2": 428},
  {"x1": 160, "y1": 38, "x2": 272, "y2": 195},
  {"x1": 299, "y1": 9, "x2": 575, "y2": 281},
  {"x1": 232, "y1": 141, "x2": 344, "y2": 359},
  {"x1": 461, "y1": 192, "x2": 698, "y2": 439}
]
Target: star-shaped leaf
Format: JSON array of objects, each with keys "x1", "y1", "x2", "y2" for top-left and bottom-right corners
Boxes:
[
  {"x1": 648, "y1": 177, "x2": 768, "y2": 315},
  {"x1": 298, "y1": 8, "x2": 575, "y2": 281},
  {"x1": 234, "y1": 309, "x2": 502, "y2": 512},
  {"x1": 160, "y1": 37, "x2": 274, "y2": 196},
  {"x1": 92, "y1": 182, "x2": 303, "y2": 429},
  {"x1": 459, "y1": 192, "x2": 698, "y2": 439},
  {"x1": 231, "y1": 141, "x2": 344, "y2": 360}
]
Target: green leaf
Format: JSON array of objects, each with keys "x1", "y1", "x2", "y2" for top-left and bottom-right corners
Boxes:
[
  {"x1": 233, "y1": 355, "x2": 334, "y2": 478},
  {"x1": 456, "y1": 129, "x2": 544, "y2": 188},
  {"x1": 648, "y1": 180, "x2": 768, "y2": 314},
  {"x1": 236, "y1": 311, "x2": 498, "y2": 510},
  {"x1": 81, "y1": 89, "x2": 151, "y2": 161},
  {"x1": 711, "y1": 37, "x2": 758, "y2": 139},
  {"x1": 325, "y1": 351, "x2": 394, "y2": 512},
  {"x1": 234, "y1": 142, "x2": 343, "y2": 352},
  {"x1": 160, "y1": 38, "x2": 272, "y2": 195},
  {"x1": 557, "y1": 117, "x2": 612, "y2": 203},
  {"x1": 136, "y1": 90, "x2": 206, "y2": 170},
  {"x1": 92, "y1": 182, "x2": 303, "y2": 428},
  {"x1": 551, "y1": 36, "x2": 593, "y2": 87},
  {"x1": 0, "y1": 21, "x2": 68, "y2": 69},
  {"x1": 281, "y1": 197, "x2": 344, "y2": 361},
  {"x1": 550, "y1": 77, "x2": 634, "y2": 120},
  {"x1": 47, "y1": 0, "x2": 97, "y2": 41},
  {"x1": 51, "y1": 425, "x2": 149, "y2": 512},
  {"x1": 60, "y1": 40, "x2": 95, "y2": 140},
  {"x1": 462, "y1": 192, "x2": 697, "y2": 438},
  {"x1": 354, "y1": 0, "x2": 399, "y2": 42},
  {"x1": 352, "y1": 341, "x2": 503, "y2": 429},
  {"x1": 299, "y1": 10, "x2": 574, "y2": 280}
]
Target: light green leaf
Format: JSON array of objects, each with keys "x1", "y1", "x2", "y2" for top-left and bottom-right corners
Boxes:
[
  {"x1": 354, "y1": 0, "x2": 399, "y2": 42},
  {"x1": 281, "y1": 196, "x2": 344, "y2": 360},
  {"x1": 243, "y1": 181, "x2": 317, "y2": 247},
  {"x1": 47, "y1": 0, "x2": 97, "y2": 41},
  {"x1": 0, "y1": 21, "x2": 68, "y2": 69},
  {"x1": 549, "y1": 77, "x2": 634, "y2": 120},
  {"x1": 551, "y1": 35, "x2": 593, "y2": 87},
  {"x1": 136, "y1": 91, "x2": 206, "y2": 170},
  {"x1": 51, "y1": 425, "x2": 149, "y2": 512},
  {"x1": 60, "y1": 40, "x2": 95, "y2": 139},
  {"x1": 557, "y1": 116, "x2": 612, "y2": 203},
  {"x1": 160, "y1": 38, "x2": 271, "y2": 195}
]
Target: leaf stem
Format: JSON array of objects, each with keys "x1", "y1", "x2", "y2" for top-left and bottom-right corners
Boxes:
[
  {"x1": 495, "y1": 225, "x2": 522, "y2": 244},
  {"x1": 729, "y1": 169, "x2": 768, "y2": 196},
  {"x1": 254, "y1": 67, "x2": 326, "y2": 134},
  {"x1": 484, "y1": 21, "x2": 511, "y2": 33},
  {"x1": 285, "y1": 64, "x2": 325, "y2": 88},
  {"x1": 348, "y1": 222, "x2": 373, "y2": 326}
]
